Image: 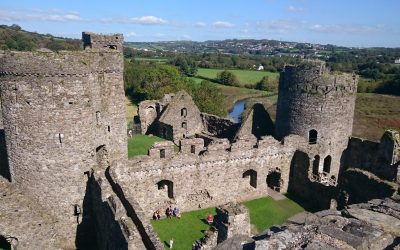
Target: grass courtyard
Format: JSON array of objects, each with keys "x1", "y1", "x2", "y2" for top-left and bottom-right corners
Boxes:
[
  {"x1": 128, "y1": 134, "x2": 165, "y2": 158},
  {"x1": 151, "y1": 197, "x2": 304, "y2": 250}
]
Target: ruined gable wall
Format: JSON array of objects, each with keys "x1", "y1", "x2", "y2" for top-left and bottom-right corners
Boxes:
[
  {"x1": 0, "y1": 47, "x2": 127, "y2": 241},
  {"x1": 112, "y1": 140, "x2": 295, "y2": 218},
  {"x1": 159, "y1": 92, "x2": 204, "y2": 142},
  {"x1": 275, "y1": 61, "x2": 358, "y2": 180}
]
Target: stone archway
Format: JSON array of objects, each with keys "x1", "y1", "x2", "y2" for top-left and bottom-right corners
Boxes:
[
  {"x1": 157, "y1": 180, "x2": 174, "y2": 199},
  {"x1": 243, "y1": 169, "x2": 257, "y2": 188}
]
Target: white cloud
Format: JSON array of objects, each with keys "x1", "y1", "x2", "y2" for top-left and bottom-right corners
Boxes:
[
  {"x1": 310, "y1": 24, "x2": 381, "y2": 34},
  {"x1": 213, "y1": 21, "x2": 234, "y2": 28},
  {"x1": 0, "y1": 9, "x2": 82, "y2": 22},
  {"x1": 125, "y1": 32, "x2": 137, "y2": 37},
  {"x1": 257, "y1": 19, "x2": 304, "y2": 33},
  {"x1": 129, "y1": 16, "x2": 167, "y2": 25},
  {"x1": 195, "y1": 22, "x2": 206, "y2": 27},
  {"x1": 288, "y1": 5, "x2": 305, "y2": 13}
]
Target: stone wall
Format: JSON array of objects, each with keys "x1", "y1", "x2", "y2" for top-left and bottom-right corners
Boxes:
[
  {"x1": 344, "y1": 130, "x2": 400, "y2": 183},
  {"x1": 158, "y1": 91, "x2": 204, "y2": 143},
  {"x1": 275, "y1": 61, "x2": 358, "y2": 180},
  {"x1": 0, "y1": 33, "x2": 127, "y2": 244},
  {"x1": 113, "y1": 137, "x2": 296, "y2": 218}
]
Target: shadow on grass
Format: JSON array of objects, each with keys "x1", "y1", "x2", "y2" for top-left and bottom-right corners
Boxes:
[
  {"x1": 164, "y1": 241, "x2": 170, "y2": 248},
  {"x1": 284, "y1": 192, "x2": 320, "y2": 213}
]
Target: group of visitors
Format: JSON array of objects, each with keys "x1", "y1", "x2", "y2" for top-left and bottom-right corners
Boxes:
[
  {"x1": 167, "y1": 206, "x2": 181, "y2": 219},
  {"x1": 152, "y1": 206, "x2": 181, "y2": 220}
]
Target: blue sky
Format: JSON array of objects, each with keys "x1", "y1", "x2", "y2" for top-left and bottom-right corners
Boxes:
[{"x1": 0, "y1": 0, "x2": 399, "y2": 47}]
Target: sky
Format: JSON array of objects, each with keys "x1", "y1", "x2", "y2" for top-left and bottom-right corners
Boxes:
[{"x1": 0, "y1": 0, "x2": 399, "y2": 47}]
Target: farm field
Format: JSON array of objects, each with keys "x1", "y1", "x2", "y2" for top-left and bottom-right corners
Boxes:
[{"x1": 196, "y1": 68, "x2": 279, "y2": 86}]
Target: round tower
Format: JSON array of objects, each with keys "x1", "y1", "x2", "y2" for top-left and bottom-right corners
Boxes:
[
  {"x1": 275, "y1": 60, "x2": 358, "y2": 179},
  {"x1": 0, "y1": 33, "x2": 127, "y2": 241}
]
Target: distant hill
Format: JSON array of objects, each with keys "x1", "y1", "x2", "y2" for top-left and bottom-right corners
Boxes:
[{"x1": 0, "y1": 24, "x2": 81, "y2": 51}]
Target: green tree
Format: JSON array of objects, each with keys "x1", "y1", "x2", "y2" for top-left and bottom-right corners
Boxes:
[
  {"x1": 170, "y1": 54, "x2": 198, "y2": 76},
  {"x1": 255, "y1": 76, "x2": 278, "y2": 92},
  {"x1": 216, "y1": 70, "x2": 239, "y2": 86},
  {"x1": 192, "y1": 81, "x2": 226, "y2": 116}
]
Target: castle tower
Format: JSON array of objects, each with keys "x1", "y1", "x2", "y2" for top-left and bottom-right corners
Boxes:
[
  {"x1": 275, "y1": 60, "x2": 358, "y2": 179},
  {"x1": 0, "y1": 32, "x2": 127, "y2": 242}
]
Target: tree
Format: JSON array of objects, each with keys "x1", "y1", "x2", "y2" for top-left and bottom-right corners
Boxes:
[
  {"x1": 192, "y1": 81, "x2": 226, "y2": 116},
  {"x1": 216, "y1": 70, "x2": 239, "y2": 86},
  {"x1": 170, "y1": 54, "x2": 198, "y2": 76},
  {"x1": 255, "y1": 76, "x2": 278, "y2": 92}
]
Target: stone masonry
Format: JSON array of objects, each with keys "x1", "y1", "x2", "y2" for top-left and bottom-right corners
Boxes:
[{"x1": 0, "y1": 32, "x2": 127, "y2": 247}]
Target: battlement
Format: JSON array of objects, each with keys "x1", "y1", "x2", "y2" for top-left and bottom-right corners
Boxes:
[
  {"x1": 82, "y1": 32, "x2": 123, "y2": 51},
  {"x1": 0, "y1": 50, "x2": 122, "y2": 77},
  {"x1": 281, "y1": 61, "x2": 358, "y2": 95}
]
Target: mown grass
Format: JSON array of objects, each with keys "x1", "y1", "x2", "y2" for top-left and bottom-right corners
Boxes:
[
  {"x1": 151, "y1": 197, "x2": 304, "y2": 249},
  {"x1": 151, "y1": 207, "x2": 216, "y2": 250},
  {"x1": 242, "y1": 197, "x2": 304, "y2": 233},
  {"x1": 196, "y1": 68, "x2": 279, "y2": 86},
  {"x1": 128, "y1": 134, "x2": 165, "y2": 158}
]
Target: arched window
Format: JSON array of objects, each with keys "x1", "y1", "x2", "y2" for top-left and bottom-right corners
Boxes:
[
  {"x1": 181, "y1": 108, "x2": 187, "y2": 117},
  {"x1": 323, "y1": 155, "x2": 332, "y2": 173},
  {"x1": 309, "y1": 129, "x2": 318, "y2": 144},
  {"x1": 243, "y1": 169, "x2": 257, "y2": 188},
  {"x1": 157, "y1": 180, "x2": 174, "y2": 198},
  {"x1": 312, "y1": 155, "x2": 320, "y2": 175}
]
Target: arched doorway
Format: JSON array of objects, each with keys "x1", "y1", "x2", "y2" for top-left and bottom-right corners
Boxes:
[
  {"x1": 157, "y1": 180, "x2": 174, "y2": 199},
  {"x1": 243, "y1": 169, "x2": 257, "y2": 188},
  {"x1": 323, "y1": 155, "x2": 332, "y2": 173},
  {"x1": 267, "y1": 169, "x2": 281, "y2": 192}
]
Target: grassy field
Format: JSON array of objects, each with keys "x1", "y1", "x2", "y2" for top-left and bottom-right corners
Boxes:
[
  {"x1": 151, "y1": 207, "x2": 216, "y2": 250},
  {"x1": 242, "y1": 197, "x2": 304, "y2": 233},
  {"x1": 133, "y1": 57, "x2": 168, "y2": 63},
  {"x1": 353, "y1": 93, "x2": 400, "y2": 140},
  {"x1": 128, "y1": 134, "x2": 165, "y2": 158},
  {"x1": 196, "y1": 68, "x2": 279, "y2": 86},
  {"x1": 125, "y1": 97, "x2": 138, "y2": 125}
]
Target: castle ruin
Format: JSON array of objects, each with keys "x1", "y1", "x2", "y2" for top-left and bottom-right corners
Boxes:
[{"x1": 0, "y1": 32, "x2": 399, "y2": 249}]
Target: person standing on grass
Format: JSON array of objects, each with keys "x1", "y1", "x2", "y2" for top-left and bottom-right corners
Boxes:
[{"x1": 169, "y1": 238, "x2": 174, "y2": 249}]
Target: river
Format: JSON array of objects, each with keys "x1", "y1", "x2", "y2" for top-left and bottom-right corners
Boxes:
[{"x1": 228, "y1": 99, "x2": 246, "y2": 123}]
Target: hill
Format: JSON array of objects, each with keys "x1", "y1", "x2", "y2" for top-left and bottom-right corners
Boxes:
[{"x1": 0, "y1": 24, "x2": 81, "y2": 51}]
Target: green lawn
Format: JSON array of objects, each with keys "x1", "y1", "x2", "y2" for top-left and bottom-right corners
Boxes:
[
  {"x1": 242, "y1": 197, "x2": 304, "y2": 232},
  {"x1": 151, "y1": 207, "x2": 216, "y2": 250},
  {"x1": 196, "y1": 68, "x2": 279, "y2": 86},
  {"x1": 128, "y1": 134, "x2": 166, "y2": 158},
  {"x1": 151, "y1": 197, "x2": 304, "y2": 249}
]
